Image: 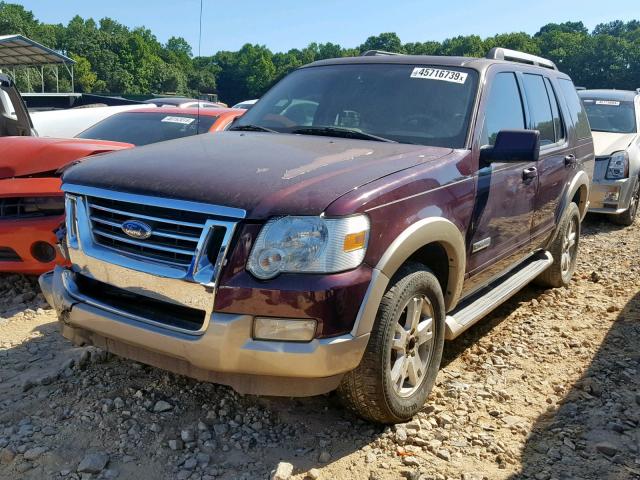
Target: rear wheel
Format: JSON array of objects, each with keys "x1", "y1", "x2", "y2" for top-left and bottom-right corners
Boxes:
[
  {"x1": 338, "y1": 263, "x2": 445, "y2": 424},
  {"x1": 535, "y1": 202, "x2": 580, "y2": 288},
  {"x1": 612, "y1": 179, "x2": 639, "y2": 226}
]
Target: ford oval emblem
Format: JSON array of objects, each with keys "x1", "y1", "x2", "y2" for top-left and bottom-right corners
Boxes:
[{"x1": 121, "y1": 220, "x2": 152, "y2": 240}]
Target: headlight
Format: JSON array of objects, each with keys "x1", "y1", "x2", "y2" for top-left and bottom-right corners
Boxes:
[
  {"x1": 247, "y1": 215, "x2": 370, "y2": 279},
  {"x1": 606, "y1": 151, "x2": 629, "y2": 179}
]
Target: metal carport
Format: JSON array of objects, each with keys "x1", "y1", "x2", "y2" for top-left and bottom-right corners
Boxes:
[{"x1": 0, "y1": 34, "x2": 75, "y2": 92}]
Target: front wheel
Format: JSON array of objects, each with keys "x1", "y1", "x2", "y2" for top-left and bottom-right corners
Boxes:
[
  {"x1": 612, "y1": 179, "x2": 639, "y2": 226},
  {"x1": 338, "y1": 263, "x2": 445, "y2": 424}
]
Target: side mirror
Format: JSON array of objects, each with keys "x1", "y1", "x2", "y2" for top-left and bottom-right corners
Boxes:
[{"x1": 480, "y1": 129, "x2": 540, "y2": 163}]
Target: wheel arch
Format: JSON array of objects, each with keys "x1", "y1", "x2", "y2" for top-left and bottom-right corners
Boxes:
[
  {"x1": 351, "y1": 217, "x2": 466, "y2": 337},
  {"x1": 558, "y1": 170, "x2": 590, "y2": 222}
]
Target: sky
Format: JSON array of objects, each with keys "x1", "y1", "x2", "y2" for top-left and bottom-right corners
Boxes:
[{"x1": 14, "y1": 0, "x2": 640, "y2": 55}]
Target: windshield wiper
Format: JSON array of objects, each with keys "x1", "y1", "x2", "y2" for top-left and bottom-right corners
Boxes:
[
  {"x1": 229, "y1": 124, "x2": 279, "y2": 133},
  {"x1": 291, "y1": 126, "x2": 397, "y2": 143}
]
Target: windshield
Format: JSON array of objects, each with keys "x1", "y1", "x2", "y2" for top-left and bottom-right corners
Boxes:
[
  {"x1": 77, "y1": 112, "x2": 218, "y2": 146},
  {"x1": 581, "y1": 98, "x2": 637, "y2": 134},
  {"x1": 235, "y1": 64, "x2": 478, "y2": 148}
]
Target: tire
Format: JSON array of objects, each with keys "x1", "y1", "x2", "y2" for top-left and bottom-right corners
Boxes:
[
  {"x1": 535, "y1": 202, "x2": 580, "y2": 288},
  {"x1": 338, "y1": 263, "x2": 445, "y2": 424},
  {"x1": 611, "y1": 178, "x2": 639, "y2": 227}
]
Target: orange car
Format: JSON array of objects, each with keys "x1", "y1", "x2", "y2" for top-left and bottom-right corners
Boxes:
[
  {"x1": 75, "y1": 107, "x2": 245, "y2": 145},
  {"x1": 0, "y1": 108, "x2": 245, "y2": 274},
  {"x1": 0, "y1": 137, "x2": 133, "y2": 274}
]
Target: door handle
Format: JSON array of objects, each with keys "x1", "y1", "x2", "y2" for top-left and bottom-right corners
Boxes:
[
  {"x1": 564, "y1": 154, "x2": 577, "y2": 167},
  {"x1": 522, "y1": 167, "x2": 538, "y2": 181}
]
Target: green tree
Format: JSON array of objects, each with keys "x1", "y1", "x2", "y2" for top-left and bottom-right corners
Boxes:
[
  {"x1": 440, "y1": 35, "x2": 485, "y2": 57},
  {"x1": 0, "y1": 2, "x2": 38, "y2": 36},
  {"x1": 404, "y1": 41, "x2": 440, "y2": 55},
  {"x1": 70, "y1": 54, "x2": 97, "y2": 92},
  {"x1": 2, "y1": 2, "x2": 640, "y2": 102},
  {"x1": 484, "y1": 32, "x2": 540, "y2": 55},
  {"x1": 535, "y1": 21, "x2": 588, "y2": 36},
  {"x1": 358, "y1": 32, "x2": 404, "y2": 53}
]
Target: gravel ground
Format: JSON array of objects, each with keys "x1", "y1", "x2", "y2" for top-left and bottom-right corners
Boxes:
[{"x1": 0, "y1": 215, "x2": 638, "y2": 480}]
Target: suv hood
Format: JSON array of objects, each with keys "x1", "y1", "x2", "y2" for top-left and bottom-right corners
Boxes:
[
  {"x1": 62, "y1": 131, "x2": 453, "y2": 219},
  {"x1": 592, "y1": 131, "x2": 638, "y2": 156},
  {"x1": 0, "y1": 136, "x2": 133, "y2": 180}
]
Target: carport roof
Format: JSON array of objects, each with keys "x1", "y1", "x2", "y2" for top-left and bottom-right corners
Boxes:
[{"x1": 0, "y1": 34, "x2": 75, "y2": 67}]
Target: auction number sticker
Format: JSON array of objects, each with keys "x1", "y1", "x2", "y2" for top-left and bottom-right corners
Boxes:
[
  {"x1": 161, "y1": 116, "x2": 196, "y2": 124},
  {"x1": 410, "y1": 67, "x2": 468, "y2": 84},
  {"x1": 595, "y1": 100, "x2": 620, "y2": 106}
]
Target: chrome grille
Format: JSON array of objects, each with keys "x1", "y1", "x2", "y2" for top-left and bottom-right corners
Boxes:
[{"x1": 85, "y1": 195, "x2": 221, "y2": 269}]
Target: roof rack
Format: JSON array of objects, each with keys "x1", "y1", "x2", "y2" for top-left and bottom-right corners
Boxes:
[
  {"x1": 361, "y1": 50, "x2": 402, "y2": 57},
  {"x1": 487, "y1": 47, "x2": 557, "y2": 70}
]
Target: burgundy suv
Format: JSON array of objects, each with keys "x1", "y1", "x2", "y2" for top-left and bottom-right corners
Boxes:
[{"x1": 41, "y1": 48, "x2": 594, "y2": 423}]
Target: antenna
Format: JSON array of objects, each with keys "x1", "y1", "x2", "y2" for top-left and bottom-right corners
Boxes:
[{"x1": 196, "y1": 0, "x2": 203, "y2": 134}]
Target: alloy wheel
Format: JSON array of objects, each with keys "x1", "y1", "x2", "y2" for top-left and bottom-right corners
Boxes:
[
  {"x1": 390, "y1": 294, "x2": 435, "y2": 397},
  {"x1": 561, "y1": 216, "x2": 578, "y2": 275}
]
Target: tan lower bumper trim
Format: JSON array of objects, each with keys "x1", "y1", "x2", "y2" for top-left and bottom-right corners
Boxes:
[
  {"x1": 43, "y1": 266, "x2": 369, "y2": 396},
  {"x1": 60, "y1": 323, "x2": 344, "y2": 397}
]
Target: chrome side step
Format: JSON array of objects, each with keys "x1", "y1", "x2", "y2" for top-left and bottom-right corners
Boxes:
[{"x1": 445, "y1": 251, "x2": 553, "y2": 340}]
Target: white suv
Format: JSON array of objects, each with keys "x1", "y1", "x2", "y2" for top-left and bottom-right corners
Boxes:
[{"x1": 579, "y1": 89, "x2": 640, "y2": 225}]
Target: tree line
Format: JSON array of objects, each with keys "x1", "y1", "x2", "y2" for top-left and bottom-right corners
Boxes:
[{"x1": 1, "y1": 2, "x2": 639, "y2": 105}]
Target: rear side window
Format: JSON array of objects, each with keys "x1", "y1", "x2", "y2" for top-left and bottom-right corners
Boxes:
[
  {"x1": 522, "y1": 74, "x2": 555, "y2": 146},
  {"x1": 558, "y1": 79, "x2": 591, "y2": 139},
  {"x1": 481, "y1": 72, "x2": 525, "y2": 146},
  {"x1": 544, "y1": 78, "x2": 565, "y2": 143}
]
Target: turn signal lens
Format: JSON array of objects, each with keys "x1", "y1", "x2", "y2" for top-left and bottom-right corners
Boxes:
[{"x1": 343, "y1": 231, "x2": 367, "y2": 252}]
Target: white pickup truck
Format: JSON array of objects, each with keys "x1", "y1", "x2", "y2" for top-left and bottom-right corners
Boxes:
[
  {"x1": 0, "y1": 73, "x2": 34, "y2": 137},
  {"x1": 1, "y1": 73, "x2": 154, "y2": 139},
  {"x1": 30, "y1": 104, "x2": 156, "y2": 138}
]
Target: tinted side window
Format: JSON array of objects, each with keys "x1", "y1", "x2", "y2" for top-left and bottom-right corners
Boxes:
[
  {"x1": 558, "y1": 79, "x2": 591, "y2": 139},
  {"x1": 544, "y1": 78, "x2": 565, "y2": 143},
  {"x1": 522, "y1": 74, "x2": 554, "y2": 146},
  {"x1": 481, "y1": 72, "x2": 525, "y2": 146}
]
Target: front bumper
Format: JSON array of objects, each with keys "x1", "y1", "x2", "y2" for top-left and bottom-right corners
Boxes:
[
  {"x1": 39, "y1": 266, "x2": 370, "y2": 396},
  {"x1": 0, "y1": 215, "x2": 66, "y2": 274},
  {"x1": 588, "y1": 178, "x2": 634, "y2": 214},
  {"x1": 0, "y1": 178, "x2": 66, "y2": 274}
]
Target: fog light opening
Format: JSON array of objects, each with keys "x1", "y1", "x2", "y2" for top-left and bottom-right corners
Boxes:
[
  {"x1": 31, "y1": 241, "x2": 57, "y2": 263},
  {"x1": 603, "y1": 190, "x2": 620, "y2": 203},
  {"x1": 253, "y1": 317, "x2": 317, "y2": 342}
]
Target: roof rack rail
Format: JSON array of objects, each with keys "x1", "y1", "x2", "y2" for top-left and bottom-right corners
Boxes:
[
  {"x1": 487, "y1": 47, "x2": 557, "y2": 71},
  {"x1": 361, "y1": 50, "x2": 402, "y2": 57},
  {"x1": 575, "y1": 86, "x2": 586, "y2": 91}
]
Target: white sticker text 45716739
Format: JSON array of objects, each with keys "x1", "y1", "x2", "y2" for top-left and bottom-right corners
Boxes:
[{"x1": 410, "y1": 67, "x2": 468, "y2": 84}]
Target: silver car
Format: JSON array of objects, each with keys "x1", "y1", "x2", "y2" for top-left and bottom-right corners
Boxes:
[{"x1": 579, "y1": 89, "x2": 640, "y2": 225}]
